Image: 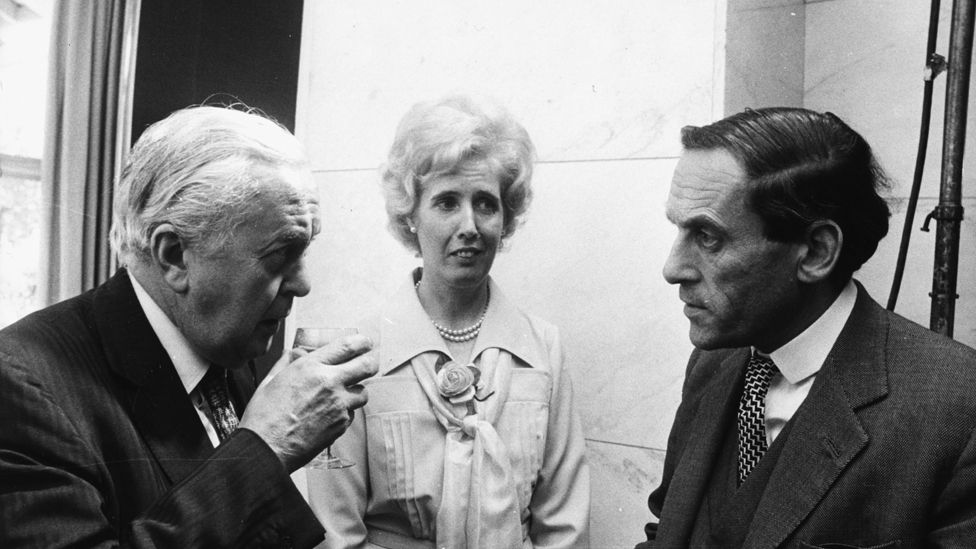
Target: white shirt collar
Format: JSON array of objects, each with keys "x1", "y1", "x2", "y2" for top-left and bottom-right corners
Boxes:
[
  {"x1": 765, "y1": 280, "x2": 857, "y2": 384},
  {"x1": 128, "y1": 270, "x2": 210, "y2": 393}
]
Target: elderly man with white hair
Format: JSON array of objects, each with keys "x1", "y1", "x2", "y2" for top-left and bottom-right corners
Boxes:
[{"x1": 0, "y1": 106, "x2": 377, "y2": 548}]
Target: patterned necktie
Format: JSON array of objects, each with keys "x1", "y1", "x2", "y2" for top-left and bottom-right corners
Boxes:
[
  {"x1": 199, "y1": 366, "x2": 239, "y2": 442},
  {"x1": 737, "y1": 352, "x2": 778, "y2": 486}
]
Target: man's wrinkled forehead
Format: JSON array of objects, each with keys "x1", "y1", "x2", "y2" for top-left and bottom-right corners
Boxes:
[
  {"x1": 665, "y1": 148, "x2": 749, "y2": 223},
  {"x1": 247, "y1": 162, "x2": 320, "y2": 218},
  {"x1": 249, "y1": 161, "x2": 316, "y2": 199}
]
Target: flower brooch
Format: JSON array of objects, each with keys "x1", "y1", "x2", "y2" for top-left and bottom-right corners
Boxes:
[{"x1": 435, "y1": 360, "x2": 482, "y2": 404}]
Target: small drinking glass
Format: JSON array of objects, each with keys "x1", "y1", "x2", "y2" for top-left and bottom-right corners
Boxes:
[{"x1": 293, "y1": 326, "x2": 359, "y2": 469}]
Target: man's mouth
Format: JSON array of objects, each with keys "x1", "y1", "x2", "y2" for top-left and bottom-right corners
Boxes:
[{"x1": 260, "y1": 310, "x2": 291, "y2": 326}]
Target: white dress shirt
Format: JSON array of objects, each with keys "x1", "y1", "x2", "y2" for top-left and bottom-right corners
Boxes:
[
  {"x1": 760, "y1": 280, "x2": 857, "y2": 445},
  {"x1": 128, "y1": 271, "x2": 225, "y2": 447}
]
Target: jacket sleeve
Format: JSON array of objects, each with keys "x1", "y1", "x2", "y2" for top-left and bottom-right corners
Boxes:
[
  {"x1": 527, "y1": 325, "x2": 591, "y2": 549},
  {"x1": 0, "y1": 349, "x2": 323, "y2": 549},
  {"x1": 928, "y1": 424, "x2": 976, "y2": 544},
  {"x1": 128, "y1": 429, "x2": 324, "y2": 548}
]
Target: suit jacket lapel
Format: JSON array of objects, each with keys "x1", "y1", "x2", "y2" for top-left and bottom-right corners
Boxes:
[
  {"x1": 743, "y1": 284, "x2": 890, "y2": 548},
  {"x1": 657, "y1": 348, "x2": 749, "y2": 545},
  {"x1": 93, "y1": 269, "x2": 215, "y2": 485}
]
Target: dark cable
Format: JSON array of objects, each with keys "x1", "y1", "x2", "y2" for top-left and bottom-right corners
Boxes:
[{"x1": 887, "y1": 0, "x2": 944, "y2": 311}]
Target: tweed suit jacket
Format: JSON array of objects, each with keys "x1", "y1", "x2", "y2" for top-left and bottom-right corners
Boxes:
[
  {"x1": 638, "y1": 283, "x2": 976, "y2": 548},
  {"x1": 0, "y1": 270, "x2": 324, "y2": 548}
]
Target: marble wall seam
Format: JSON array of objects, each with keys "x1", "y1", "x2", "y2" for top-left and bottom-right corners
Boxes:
[
  {"x1": 585, "y1": 437, "x2": 665, "y2": 453},
  {"x1": 310, "y1": 167, "x2": 381, "y2": 174},
  {"x1": 310, "y1": 156, "x2": 686, "y2": 175},
  {"x1": 730, "y1": 0, "x2": 805, "y2": 14}
]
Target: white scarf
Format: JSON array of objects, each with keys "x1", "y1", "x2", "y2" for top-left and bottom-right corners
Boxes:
[{"x1": 410, "y1": 348, "x2": 525, "y2": 549}]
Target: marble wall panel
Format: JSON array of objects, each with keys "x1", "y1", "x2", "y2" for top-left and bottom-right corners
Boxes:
[
  {"x1": 733, "y1": 0, "x2": 801, "y2": 9},
  {"x1": 296, "y1": 0, "x2": 719, "y2": 171},
  {"x1": 491, "y1": 160, "x2": 690, "y2": 450},
  {"x1": 805, "y1": 0, "x2": 976, "y2": 199},
  {"x1": 588, "y1": 442, "x2": 665, "y2": 547},
  {"x1": 725, "y1": 0, "x2": 805, "y2": 112}
]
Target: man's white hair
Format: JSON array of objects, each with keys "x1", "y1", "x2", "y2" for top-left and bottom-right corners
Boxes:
[{"x1": 109, "y1": 105, "x2": 311, "y2": 265}]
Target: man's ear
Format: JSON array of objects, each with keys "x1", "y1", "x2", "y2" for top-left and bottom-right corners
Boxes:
[
  {"x1": 149, "y1": 223, "x2": 190, "y2": 293},
  {"x1": 796, "y1": 220, "x2": 842, "y2": 284}
]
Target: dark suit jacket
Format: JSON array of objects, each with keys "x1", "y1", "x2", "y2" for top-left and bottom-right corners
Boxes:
[
  {"x1": 0, "y1": 270, "x2": 324, "y2": 548},
  {"x1": 639, "y1": 283, "x2": 976, "y2": 548}
]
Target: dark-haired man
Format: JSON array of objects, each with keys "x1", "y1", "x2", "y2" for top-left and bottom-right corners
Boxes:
[{"x1": 638, "y1": 108, "x2": 976, "y2": 547}]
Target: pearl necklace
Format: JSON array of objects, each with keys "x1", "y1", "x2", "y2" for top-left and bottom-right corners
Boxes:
[{"x1": 415, "y1": 280, "x2": 490, "y2": 343}]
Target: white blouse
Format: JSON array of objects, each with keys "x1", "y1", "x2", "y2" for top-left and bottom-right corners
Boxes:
[{"x1": 307, "y1": 273, "x2": 590, "y2": 548}]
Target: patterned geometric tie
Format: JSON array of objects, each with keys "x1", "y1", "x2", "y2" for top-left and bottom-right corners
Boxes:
[
  {"x1": 199, "y1": 366, "x2": 239, "y2": 442},
  {"x1": 737, "y1": 352, "x2": 778, "y2": 486}
]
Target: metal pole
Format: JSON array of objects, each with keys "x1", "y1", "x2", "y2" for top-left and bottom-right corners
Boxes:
[{"x1": 930, "y1": 0, "x2": 975, "y2": 336}]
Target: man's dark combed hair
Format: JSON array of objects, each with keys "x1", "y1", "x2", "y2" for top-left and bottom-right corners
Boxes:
[{"x1": 681, "y1": 107, "x2": 891, "y2": 286}]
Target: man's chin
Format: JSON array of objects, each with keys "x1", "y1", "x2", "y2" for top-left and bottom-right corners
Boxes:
[
  {"x1": 257, "y1": 318, "x2": 283, "y2": 334},
  {"x1": 688, "y1": 327, "x2": 731, "y2": 351},
  {"x1": 231, "y1": 333, "x2": 277, "y2": 366},
  {"x1": 691, "y1": 340, "x2": 721, "y2": 351}
]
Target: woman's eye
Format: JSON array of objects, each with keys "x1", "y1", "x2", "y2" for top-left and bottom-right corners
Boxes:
[
  {"x1": 434, "y1": 197, "x2": 457, "y2": 210},
  {"x1": 475, "y1": 199, "x2": 499, "y2": 213}
]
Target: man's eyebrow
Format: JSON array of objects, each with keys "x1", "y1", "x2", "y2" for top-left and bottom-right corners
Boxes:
[
  {"x1": 664, "y1": 205, "x2": 679, "y2": 225},
  {"x1": 666, "y1": 210, "x2": 725, "y2": 232},
  {"x1": 261, "y1": 229, "x2": 313, "y2": 252}
]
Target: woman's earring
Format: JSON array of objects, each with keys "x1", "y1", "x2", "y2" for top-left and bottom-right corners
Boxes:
[{"x1": 409, "y1": 226, "x2": 417, "y2": 234}]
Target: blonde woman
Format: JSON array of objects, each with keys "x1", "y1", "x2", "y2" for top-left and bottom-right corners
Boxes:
[{"x1": 308, "y1": 96, "x2": 590, "y2": 548}]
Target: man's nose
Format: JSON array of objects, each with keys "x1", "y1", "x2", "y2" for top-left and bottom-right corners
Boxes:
[
  {"x1": 283, "y1": 256, "x2": 312, "y2": 297},
  {"x1": 662, "y1": 237, "x2": 698, "y2": 285}
]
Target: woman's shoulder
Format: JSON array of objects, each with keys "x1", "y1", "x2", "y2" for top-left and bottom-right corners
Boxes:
[
  {"x1": 520, "y1": 310, "x2": 561, "y2": 343},
  {"x1": 491, "y1": 285, "x2": 560, "y2": 342},
  {"x1": 487, "y1": 293, "x2": 564, "y2": 374}
]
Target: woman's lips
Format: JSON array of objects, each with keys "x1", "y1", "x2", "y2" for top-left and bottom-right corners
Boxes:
[{"x1": 452, "y1": 248, "x2": 481, "y2": 259}]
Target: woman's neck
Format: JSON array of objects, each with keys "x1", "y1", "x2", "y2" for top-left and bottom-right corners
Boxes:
[{"x1": 415, "y1": 276, "x2": 489, "y2": 330}]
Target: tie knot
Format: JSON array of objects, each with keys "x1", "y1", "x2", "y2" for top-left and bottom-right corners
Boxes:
[
  {"x1": 748, "y1": 352, "x2": 778, "y2": 381},
  {"x1": 200, "y1": 363, "x2": 226, "y2": 386}
]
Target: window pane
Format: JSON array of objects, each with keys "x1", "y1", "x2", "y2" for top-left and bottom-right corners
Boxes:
[
  {"x1": 0, "y1": 0, "x2": 52, "y2": 327},
  {"x1": 0, "y1": 169, "x2": 41, "y2": 327}
]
